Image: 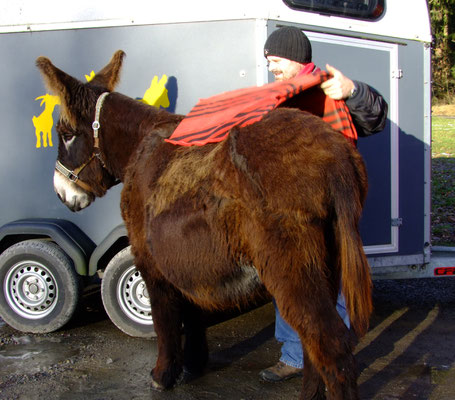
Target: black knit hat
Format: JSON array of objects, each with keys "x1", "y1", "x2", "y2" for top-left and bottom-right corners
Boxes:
[{"x1": 264, "y1": 26, "x2": 312, "y2": 64}]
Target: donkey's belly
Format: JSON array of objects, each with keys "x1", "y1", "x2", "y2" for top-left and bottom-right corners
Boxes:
[
  {"x1": 146, "y1": 203, "x2": 266, "y2": 308},
  {"x1": 167, "y1": 261, "x2": 265, "y2": 310},
  {"x1": 211, "y1": 263, "x2": 264, "y2": 305}
]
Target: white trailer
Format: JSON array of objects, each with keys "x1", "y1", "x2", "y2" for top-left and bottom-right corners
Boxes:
[{"x1": 0, "y1": 0, "x2": 452, "y2": 338}]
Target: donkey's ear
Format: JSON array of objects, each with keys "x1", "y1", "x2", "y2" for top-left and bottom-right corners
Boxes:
[
  {"x1": 90, "y1": 50, "x2": 126, "y2": 91},
  {"x1": 36, "y1": 56, "x2": 80, "y2": 100},
  {"x1": 36, "y1": 56, "x2": 83, "y2": 127}
]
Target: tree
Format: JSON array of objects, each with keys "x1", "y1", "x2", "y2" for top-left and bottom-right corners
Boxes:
[{"x1": 428, "y1": 0, "x2": 455, "y2": 100}]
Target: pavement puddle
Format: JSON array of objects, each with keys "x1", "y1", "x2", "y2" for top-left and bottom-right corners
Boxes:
[{"x1": 0, "y1": 335, "x2": 79, "y2": 375}]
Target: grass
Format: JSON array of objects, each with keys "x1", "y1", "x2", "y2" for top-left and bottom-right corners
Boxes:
[
  {"x1": 432, "y1": 117, "x2": 455, "y2": 157},
  {"x1": 431, "y1": 116, "x2": 455, "y2": 246}
]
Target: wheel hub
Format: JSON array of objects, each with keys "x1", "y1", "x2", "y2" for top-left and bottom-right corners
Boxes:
[
  {"x1": 117, "y1": 266, "x2": 153, "y2": 325},
  {"x1": 5, "y1": 261, "x2": 58, "y2": 319}
]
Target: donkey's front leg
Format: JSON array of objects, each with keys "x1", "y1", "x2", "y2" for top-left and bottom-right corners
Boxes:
[
  {"x1": 148, "y1": 280, "x2": 184, "y2": 391},
  {"x1": 182, "y1": 301, "x2": 208, "y2": 378}
]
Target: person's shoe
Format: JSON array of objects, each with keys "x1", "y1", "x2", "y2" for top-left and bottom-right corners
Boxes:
[{"x1": 259, "y1": 361, "x2": 303, "y2": 382}]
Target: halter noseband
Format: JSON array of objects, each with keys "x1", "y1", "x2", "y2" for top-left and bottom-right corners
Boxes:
[{"x1": 55, "y1": 92, "x2": 110, "y2": 194}]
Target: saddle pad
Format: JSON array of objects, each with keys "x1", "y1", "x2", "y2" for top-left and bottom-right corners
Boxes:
[{"x1": 166, "y1": 71, "x2": 357, "y2": 146}]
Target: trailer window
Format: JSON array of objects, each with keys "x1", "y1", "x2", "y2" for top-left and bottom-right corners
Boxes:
[{"x1": 283, "y1": 0, "x2": 385, "y2": 21}]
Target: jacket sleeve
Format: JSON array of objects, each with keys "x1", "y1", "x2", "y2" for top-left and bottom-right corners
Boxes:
[{"x1": 345, "y1": 81, "x2": 388, "y2": 137}]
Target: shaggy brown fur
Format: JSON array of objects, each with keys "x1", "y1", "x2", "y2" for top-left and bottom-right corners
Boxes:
[{"x1": 36, "y1": 50, "x2": 372, "y2": 400}]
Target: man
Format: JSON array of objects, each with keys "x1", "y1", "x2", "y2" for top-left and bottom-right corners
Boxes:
[
  {"x1": 264, "y1": 26, "x2": 387, "y2": 137},
  {"x1": 259, "y1": 26, "x2": 388, "y2": 382}
]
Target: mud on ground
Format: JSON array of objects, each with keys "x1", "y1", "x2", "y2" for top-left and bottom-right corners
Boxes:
[{"x1": 2, "y1": 277, "x2": 455, "y2": 400}]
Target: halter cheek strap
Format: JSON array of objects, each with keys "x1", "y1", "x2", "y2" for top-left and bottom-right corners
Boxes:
[{"x1": 92, "y1": 92, "x2": 109, "y2": 149}]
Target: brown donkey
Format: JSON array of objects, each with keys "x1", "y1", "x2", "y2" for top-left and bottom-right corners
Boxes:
[{"x1": 36, "y1": 50, "x2": 372, "y2": 399}]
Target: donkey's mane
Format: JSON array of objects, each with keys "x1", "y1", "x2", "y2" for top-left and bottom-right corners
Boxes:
[{"x1": 104, "y1": 92, "x2": 184, "y2": 140}]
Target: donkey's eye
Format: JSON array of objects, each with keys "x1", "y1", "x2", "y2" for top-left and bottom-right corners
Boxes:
[{"x1": 56, "y1": 122, "x2": 76, "y2": 142}]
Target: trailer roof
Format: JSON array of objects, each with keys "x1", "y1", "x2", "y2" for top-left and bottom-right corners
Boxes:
[{"x1": 0, "y1": 0, "x2": 431, "y2": 43}]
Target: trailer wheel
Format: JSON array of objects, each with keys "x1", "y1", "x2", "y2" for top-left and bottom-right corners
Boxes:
[
  {"x1": 0, "y1": 239, "x2": 81, "y2": 333},
  {"x1": 101, "y1": 246, "x2": 155, "y2": 338}
]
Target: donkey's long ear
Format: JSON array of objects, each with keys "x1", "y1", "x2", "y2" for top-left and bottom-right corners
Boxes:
[
  {"x1": 36, "y1": 56, "x2": 83, "y2": 127},
  {"x1": 90, "y1": 50, "x2": 126, "y2": 91},
  {"x1": 36, "y1": 56, "x2": 80, "y2": 99}
]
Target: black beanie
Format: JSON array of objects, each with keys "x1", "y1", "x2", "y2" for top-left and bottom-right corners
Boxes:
[{"x1": 264, "y1": 26, "x2": 312, "y2": 64}]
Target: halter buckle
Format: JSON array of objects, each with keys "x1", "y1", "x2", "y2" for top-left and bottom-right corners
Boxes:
[
  {"x1": 55, "y1": 160, "x2": 79, "y2": 182},
  {"x1": 92, "y1": 121, "x2": 100, "y2": 131},
  {"x1": 68, "y1": 171, "x2": 79, "y2": 182}
]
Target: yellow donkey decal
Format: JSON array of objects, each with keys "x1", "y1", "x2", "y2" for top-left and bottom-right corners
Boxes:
[
  {"x1": 140, "y1": 75, "x2": 170, "y2": 108},
  {"x1": 32, "y1": 94, "x2": 61, "y2": 148}
]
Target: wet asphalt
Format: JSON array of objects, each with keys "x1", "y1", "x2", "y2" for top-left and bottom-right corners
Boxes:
[{"x1": 2, "y1": 277, "x2": 455, "y2": 399}]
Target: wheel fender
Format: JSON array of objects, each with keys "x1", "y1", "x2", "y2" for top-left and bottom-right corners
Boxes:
[
  {"x1": 88, "y1": 224, "x2": 128, "y2": 276},
  {"x1": 0, "y1": 219, "x2": 95, "y2": 276}
]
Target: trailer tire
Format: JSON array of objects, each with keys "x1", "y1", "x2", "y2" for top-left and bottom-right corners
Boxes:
[
  {"x1": 101, "y1": 246, "x2": 155, "y2": 338},
  {"x1": 0, "y1": 239, "x2": 81, "y2": 333}
]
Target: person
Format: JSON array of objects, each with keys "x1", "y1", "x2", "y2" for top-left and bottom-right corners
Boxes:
[
  {"x1": 259, "y1": 26, "x2": 388, "y2": 383},
  {"x1": 264, "y1": 26, "x2": 387, "y2": 138}
]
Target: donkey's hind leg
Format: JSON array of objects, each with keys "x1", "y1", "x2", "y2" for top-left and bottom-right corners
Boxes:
[
  {"x1": 302, "y1": 352, "x2": 327, "y2": 400},
  {"x1": 269, "y1": 277, "x2": 359, "y2": 400}
]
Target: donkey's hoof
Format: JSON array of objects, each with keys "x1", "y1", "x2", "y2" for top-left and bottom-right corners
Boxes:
[
  {"x1": 150, "y1": 370, "x2": 191, "y2": 391},
  {"x1": 150, "y1": 366, "x2": 183, "y2": 391},
  {"x1": 150, "y1": 378, "x2": 166, "y2": 392}
]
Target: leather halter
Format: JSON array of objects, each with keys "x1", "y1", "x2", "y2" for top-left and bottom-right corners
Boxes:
[{"x1": 55, "y1": 92, "x2": 110, "y2": 194}]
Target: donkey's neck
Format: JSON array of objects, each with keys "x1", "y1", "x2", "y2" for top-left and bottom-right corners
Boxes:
[{"x1": 99, "y1": 92, "x2": 183, "y2": 181}]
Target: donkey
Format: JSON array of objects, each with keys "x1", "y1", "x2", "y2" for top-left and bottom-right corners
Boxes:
[{"x1": 36, "y1": 50, "x2": 372, "y2": 400}]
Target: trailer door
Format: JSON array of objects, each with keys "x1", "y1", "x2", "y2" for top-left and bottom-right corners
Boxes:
[{"x1": 306, "y1": 32, "x2": 399, "y2": 255}]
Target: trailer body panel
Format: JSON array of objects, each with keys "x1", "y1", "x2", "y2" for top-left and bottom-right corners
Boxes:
[{"x1": 0, "y1": 0, "x2": 439, "y2": 278}]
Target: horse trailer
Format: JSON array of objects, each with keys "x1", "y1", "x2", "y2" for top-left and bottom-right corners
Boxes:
[{"x1": 0, "y1": 0, "x2": 452, "y2": 337}]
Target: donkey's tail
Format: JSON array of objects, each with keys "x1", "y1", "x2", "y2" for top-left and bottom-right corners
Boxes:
[{"x1": 333, "y1": 170, "x2": 372, "y2": 338}]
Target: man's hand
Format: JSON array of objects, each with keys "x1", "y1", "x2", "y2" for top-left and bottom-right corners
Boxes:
[{"x1": 320, "y1": 64, "x2": 355, "y2": 100}]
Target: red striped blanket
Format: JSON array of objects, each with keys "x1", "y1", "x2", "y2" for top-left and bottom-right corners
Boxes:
[{"x1": 166, "y1": 71, "x2": 357, "y2": 146}]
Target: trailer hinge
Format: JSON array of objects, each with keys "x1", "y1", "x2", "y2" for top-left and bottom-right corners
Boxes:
[
  {"x1": 391, "y1": 218, "x2": 403, "y2": 227},
  {"x1": 392, "y1": 69, "x2": 403, "y2": 79}
]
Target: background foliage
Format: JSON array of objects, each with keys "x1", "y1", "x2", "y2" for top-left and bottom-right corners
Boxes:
[{"x1": 429, "y1": 0, "x2": 455, "y2": 101}]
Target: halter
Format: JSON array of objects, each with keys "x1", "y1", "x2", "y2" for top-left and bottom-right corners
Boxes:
[{"x1": 55, "y1": 92, "x2": 110, "y2": 194}]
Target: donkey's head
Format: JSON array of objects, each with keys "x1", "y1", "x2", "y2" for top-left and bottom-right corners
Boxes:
[{"x1": 36, "y1": 50, "x2": 125, "y2": 211}]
